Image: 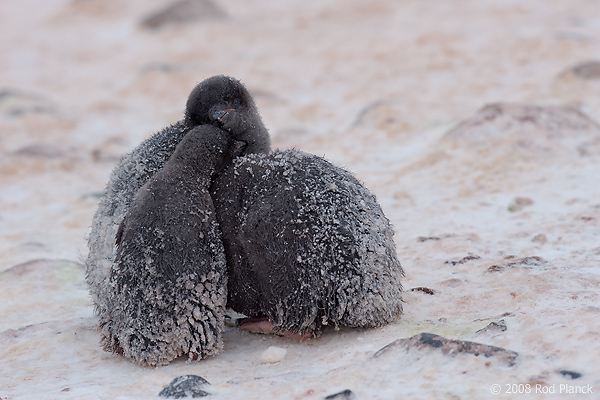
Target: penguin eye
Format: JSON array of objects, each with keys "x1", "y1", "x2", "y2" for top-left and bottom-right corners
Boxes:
[{"x1": 232, "y1": 98, "x2": 241, "y2": 107}]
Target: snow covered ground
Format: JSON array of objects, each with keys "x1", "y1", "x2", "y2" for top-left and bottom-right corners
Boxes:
[{"x1": 1, "y1": 0, "x2": 599, "y2": 398}]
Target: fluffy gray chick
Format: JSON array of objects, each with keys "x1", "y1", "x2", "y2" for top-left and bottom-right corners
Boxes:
[
  {"x1": 86, "y1": 75, "x2": 270, "y2": 322},
  {"x1": 101, "y1": 125, "x2": 245, "y2": 366},
  {"x1": 211, "y1": 150, "x2": 404, "y2": 336}
]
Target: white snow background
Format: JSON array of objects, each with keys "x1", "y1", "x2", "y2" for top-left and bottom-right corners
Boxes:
[{"x1": 1, "y1": 0, "x2": 599, "y2": 399}]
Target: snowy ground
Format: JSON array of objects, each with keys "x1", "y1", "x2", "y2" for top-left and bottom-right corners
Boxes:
[{"x1": 1, "y1": 0, "x2": 599, "y2": 399}]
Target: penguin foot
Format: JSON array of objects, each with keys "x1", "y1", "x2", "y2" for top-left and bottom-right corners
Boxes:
[{"x1": 238, "y1": 317, "x2": 312, "y2": 341}]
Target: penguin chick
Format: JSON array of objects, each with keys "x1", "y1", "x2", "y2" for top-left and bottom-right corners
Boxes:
[
  {"x1": 86, "y1": 120, "x2": 188, "y2": 313},
  {"x1": 86, "y1": 75, "x2": 270, "y2": 323},
  {"x1": 185, "y1": 75, "x2": 271, "y2": 154},
  {"x1": 211, "y1": 150, "x2": 404, "y2": 337},
  {"x1": 101, "y1": 125, "x2": 245, "y2": 366}
]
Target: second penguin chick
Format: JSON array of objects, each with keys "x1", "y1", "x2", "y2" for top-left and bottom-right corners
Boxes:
[
  {"x1": 211, "y1": 150, "x2": 404, "y2": 337},
  {"x1": 101, "y1": 125, "x2": 244, "y2": 366}
]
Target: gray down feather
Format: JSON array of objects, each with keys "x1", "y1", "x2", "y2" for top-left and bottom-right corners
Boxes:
[
  {"x1": 212, "y1": 150, "x2": 404, "y2": 336},
  {"x1": 101, "y1": 125, "x2": 244, "y2": 366}
]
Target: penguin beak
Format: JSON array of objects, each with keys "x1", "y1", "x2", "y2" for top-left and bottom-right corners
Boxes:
[
  {"x1": 218, "y1": 108, "x2": 234, "y2": 122},
  {"x1": 212, "y1": 108, "x2": 234, "y2": 124}
]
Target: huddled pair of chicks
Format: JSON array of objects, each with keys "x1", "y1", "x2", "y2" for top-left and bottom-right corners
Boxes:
[{"x1": 86, "y1": 76, "x2": 404, "y2": 366}]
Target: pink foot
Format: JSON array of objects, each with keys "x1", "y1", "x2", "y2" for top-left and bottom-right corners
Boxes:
[{"x1": 238, "y1": 317, "x2": 312, "y2": 341}]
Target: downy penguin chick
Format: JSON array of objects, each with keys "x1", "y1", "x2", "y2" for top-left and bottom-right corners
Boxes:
[
  {"x1": 86, "y1": 75, "x2": 270, "y2": 324},
  {"x1": 185, "y1": 75, "x2": 270, "y2": 154},
  {"x1": 101, "y1": 125, "x2": 245, "y2": 366},
  {"x1": 211, "y1": 150, "x2": 404, "y2": 337}
]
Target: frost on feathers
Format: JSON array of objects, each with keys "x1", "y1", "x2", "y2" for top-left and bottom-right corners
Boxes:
[
  {"x1": 85, "y1": 75, "x2": 270, "y2": 365},
  {"x1": 212, "y1": 150, "x2": 404, "y2": 336},
  {"x1": 100, "y1": 126, "x2": 242, "y2": 366},
  {"x1": 86, "y1": 120, "x2": 190, "y2": 321}
]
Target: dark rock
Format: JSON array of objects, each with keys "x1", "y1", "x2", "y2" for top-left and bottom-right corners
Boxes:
[
  {"x1": 444, "y1": 254, "x2": 481, "y2": 266},
  {"x1": 159, "y1": 375, "x2": 211, "y2": 398},
  {"x1": 417, "y1": 236, "x2": 440, "y2": 242},
  {"x1": 409, "y1": 287, "x2": 436, "y2": 295},
  {"x1": 475, "y1": 319, "x2": 507, "y2": 335},
  {"x1": 559, "y1": 370, "x2": 582, "y2": 380},
  {"x1": 325, "y1": 389, "x2": 354, "y2": 399},
  {"x1": 419, "y1": 333, "x2": 444, "y2": 348},
  {"x1": 141, "y1": 0, "x2": 227, "y2": 30},
  {"x1": 487, "y1": 256, "x2": 547, "y2": 273},
  {"x1": 374, "y1": 332, "x2": 518, "y2": 366}
]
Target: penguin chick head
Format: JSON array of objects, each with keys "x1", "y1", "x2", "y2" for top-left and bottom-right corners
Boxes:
[
  {"x1": 185, "y1": 75, "x2": 271, "y2": 154},
  {"x1": 171, "y1": 125, "x2": 247, "y2": 178}
]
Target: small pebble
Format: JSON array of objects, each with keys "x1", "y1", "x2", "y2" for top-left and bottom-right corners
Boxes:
[
  {"x1": 559, "y1": 370, "x2": 582, "y2": 380},
  {"x1": 325, "y1": 389, "x2": 354, "y2": 399},
  {"x1": 475, "y1": 319, "x2": 507, "y2": 335},
  {"x1": 508, "y1": 197, "x2": 534, "y2": 212},
  {"x1": 409, "y1": 287, "x2": 436, "y2": 295},
  {"x1": 260, "y1": 346, "x2": 287, "y2": 364},
  {"x1": 159, "y1": 375, "x2": 210, "y2": 398}
]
